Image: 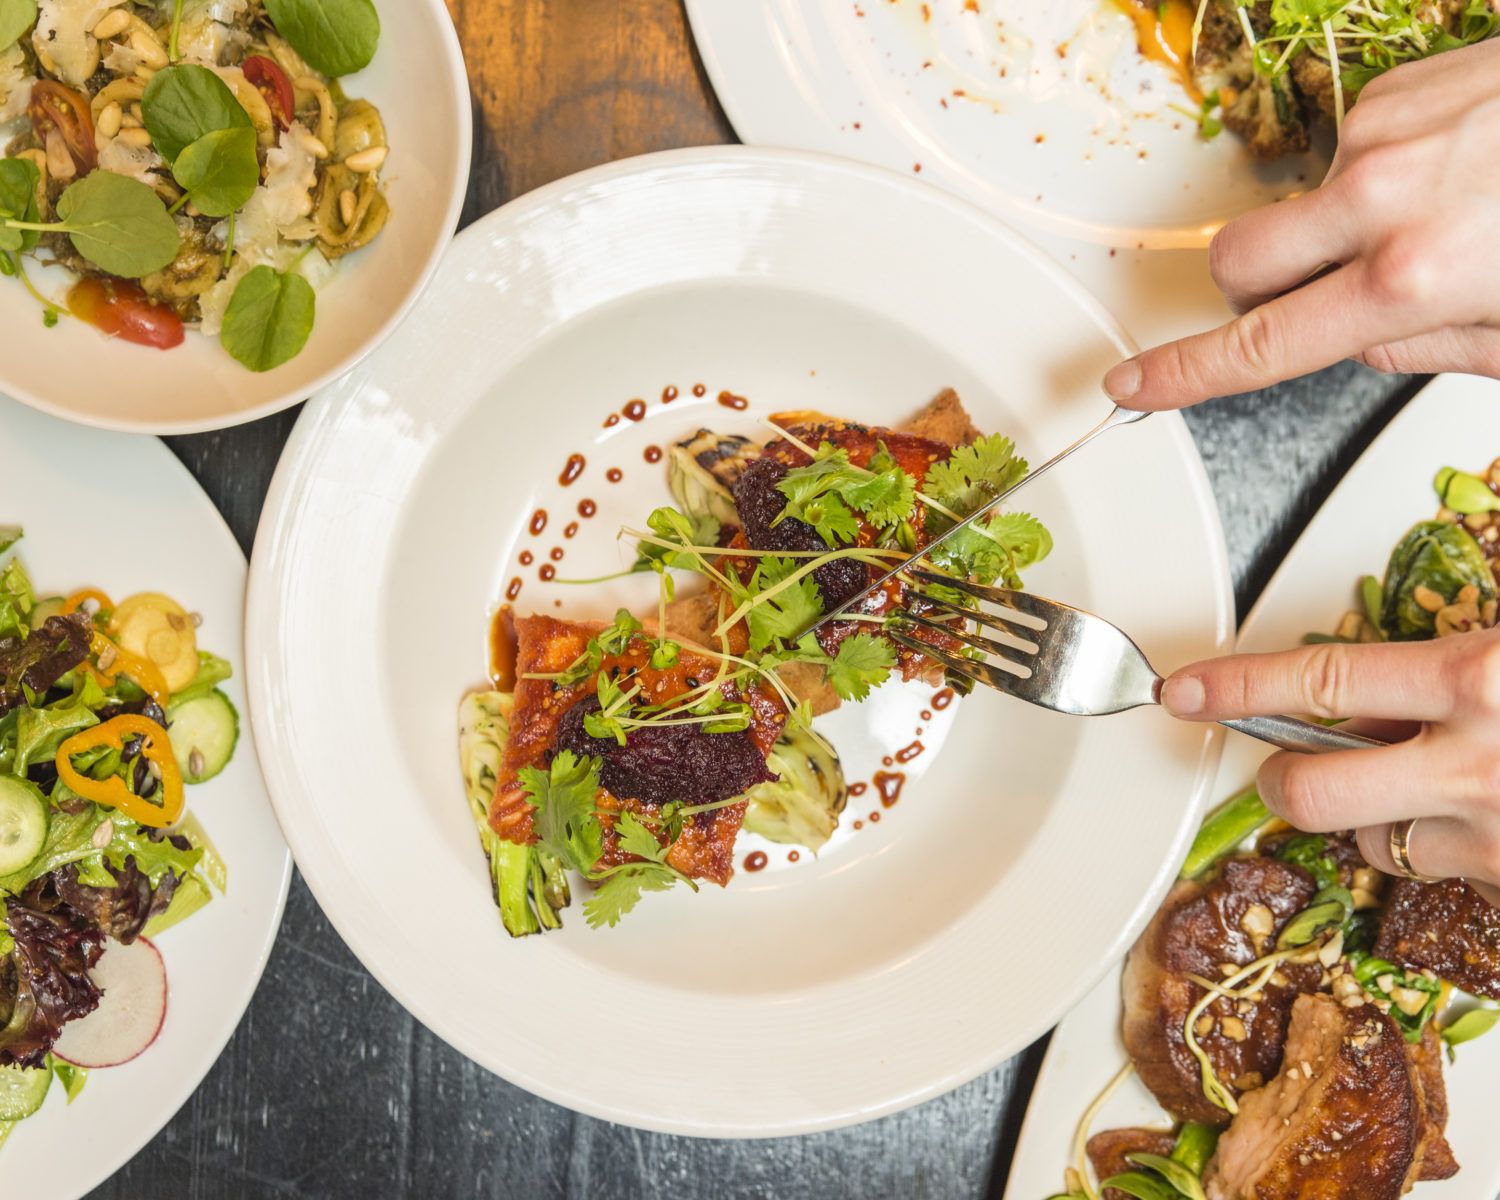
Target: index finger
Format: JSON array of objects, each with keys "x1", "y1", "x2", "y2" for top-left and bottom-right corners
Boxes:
[{"x1": 1160, "y1": 638, "x2": 1467, "y2": 724}]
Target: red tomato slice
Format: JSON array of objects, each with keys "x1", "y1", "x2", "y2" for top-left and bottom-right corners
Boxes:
[
  {"x1": 243, "y1": 55, "x2": 295, "y2": 131},
  {"x1": 68, "y1": 278, "x2": 186, "y2": 351},
  {"x1": 29, "y1": 81, "x2": 98, "y2": 175}
]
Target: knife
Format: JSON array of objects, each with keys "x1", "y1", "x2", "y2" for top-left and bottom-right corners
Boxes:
[{"x1": 798, "y1": 404, "x2": 1150, "y2": 640}]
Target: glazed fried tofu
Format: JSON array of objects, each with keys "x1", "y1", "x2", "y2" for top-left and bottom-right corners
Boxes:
[{"x1": 489, "y1": 614, "x2": 785, "y2": 886}]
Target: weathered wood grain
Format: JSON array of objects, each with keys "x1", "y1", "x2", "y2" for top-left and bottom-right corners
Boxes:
[{"x1": 95, "y1": 2, "x2": 1430, "y2": 1197}]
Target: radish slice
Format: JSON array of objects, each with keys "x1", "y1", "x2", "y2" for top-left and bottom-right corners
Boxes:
[{"x1": 52, "y1": 937, "x2": 167, "y2": 1069}]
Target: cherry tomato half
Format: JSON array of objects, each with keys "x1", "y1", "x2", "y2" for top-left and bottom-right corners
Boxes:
[
  {"x1": 243, "y1": 55, "x2": 295, "y2": 131},
  {"x1": 29, "y1": 81, "x2": 97, "y2": 175},
  {"x1": 68, "y1": 278, "x2": 186, "y2": 351}
]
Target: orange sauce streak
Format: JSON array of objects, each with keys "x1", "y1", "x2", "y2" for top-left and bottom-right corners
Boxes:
[{"x1": 1112, "y1": 0, "x2": 1200, "y2": 100}]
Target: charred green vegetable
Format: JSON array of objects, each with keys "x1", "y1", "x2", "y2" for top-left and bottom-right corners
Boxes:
[
  {"x1": 457, "y1": 690, "x2": 570, "y2": 937},
  {"x1": 1379, "y1": 520, "x2": 1494, "y2": 640},
  {"x1": 741, "y1": 726, "x2": 847, "y2": 852},
  {"x1": 667, "y1": 429, "x2": 762, "y2": 529}
]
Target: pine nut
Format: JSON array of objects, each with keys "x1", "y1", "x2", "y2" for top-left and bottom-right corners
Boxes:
[
  {"x1": 344, "y1": 146, "x2": 387, "y2": 173},
  {"x1": 130, "y1": 29, "x2": 168, "y2": 70},
  {"x1": 1413, "y1": 584, "x2": 1445, "y2": 613},
  {"x1": 303, "y1": 136, "x2": 330, "y2": 159},
  {"x1": 116, "y1": 126, "x2": 153, "y2": 149},
  {"x1": 93, "y1": 8, "x2": 131, "y2": 39},
  {"x1": 339, "y1": 188, "x2": 357, "y2": 226},
  {"x1": 96, "y1": 101, "x2": 123, "y2": 139}
]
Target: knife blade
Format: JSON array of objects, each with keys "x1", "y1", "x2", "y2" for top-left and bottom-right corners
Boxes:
[{"x1": 798, "y1": 404, "x2": 1149, "y2": 640}]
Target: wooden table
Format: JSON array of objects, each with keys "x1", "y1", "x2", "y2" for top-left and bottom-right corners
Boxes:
[{"x1": 90, "y1": 3, "x2": 1423, "y2": 1195}]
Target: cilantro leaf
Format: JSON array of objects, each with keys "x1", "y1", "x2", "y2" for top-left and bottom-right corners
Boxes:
[
  {"x1": 614, "y1": 811, "x2": 667, "y2": 862},
  {"x1": 825, "y1": 633, "x2": 896, "y2": 701},
  {"x1": 795, "y1": 492, "x2": 861, "y2": 547},
  {"x1": 745, "y1": 557, "x2": 824, "y2": 651},
  {"x1": 520, "y1": 750, "x2": 604, "y2": 873},
  {"x1": 634, "y1": 506, "x2": 721, "y2": 572},
  {"x1": 776, "y1": 441, "x2": 917, "y2": 535},
  {"x1": 843, "y1": 465, "x2": 916, "y2": 527},
  {"x1": 927, "y1": 510, "x2": 1053, "y2": 589},
  {"x1": 583, "y1": 864, "x2": 679, "y2": 929},
  {"x1": 923, "y1": 433, "x2": 1028, "y2": 516}
]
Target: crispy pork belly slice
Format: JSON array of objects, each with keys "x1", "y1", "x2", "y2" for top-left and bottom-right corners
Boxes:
[
  {"x1": 1087, "y1": 1128, "x2": 1179, "y2": 1200},
  {"x1": 1375, "y1": 877, "x2": 1500, "y2": 1000},
  {"x1": 1122, "y1": 857, "x2": 1321, "y2": 1126},
  {"x1": 1409, "y1": 1024, "x2": 1460, "y2": 1181},
  {"x1": 488, "y1": 614, "x2": 785, "y2": 886},
  {"x1": 1203, "y1": 996, "x2": 1425, "y2": 1200}
]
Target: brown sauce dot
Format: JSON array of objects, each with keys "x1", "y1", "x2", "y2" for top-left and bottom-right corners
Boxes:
[
  {"x1": 505, "y1": 577, "x2": 523, "y2": 601},
  {"x1": 853, "y1": 819, "x2": 864, "y2": 830},
  {"x1": 564, "y1": 522, "x2": 580, "y2": 539},
  {"x1": 644, "y1": 445, "x2": 663, "y2": 464},
  {"x1": 604, "y1": 413, "x2": 620, "y2": 428},
  {"x1": 559, "y1": 454, "x2": 585, "y2": 486},
  {"x1": 868, "y1": 811, "x2": 881, "y2": 823},
  {"x1": 518, "y1": 550, "x2": 534, "y2": 566},
  {"x1": 623, "y1": 399, "x2": 646, "y2": 422},
  {"x1": 849, "y1": 781, "x2": 868, "y2": 797},
  {"x1": 895, "y1": 741, "x2": 924, "y2": 764},
  {"x1": 920, "y1": 710, "x2": 933, "y2": 721},
  {"x1": 577, "y1": 499, "x2": 597, "y2": 518},
  {"x1": 692, "y1": 383, "x2": 707, "y2": 397},
  {"x1": 605, "y1": 468, "x2": 624, "y2": 484},
  {"x1": 881, "y1": 756, "x2": 894, "y2": 768},
  {"x1": 874, "y1": 771, "x2": 906, "y2": 807},
  {"x1": 549, "y1": 547, "x2": 564, "y2": 561},
  {"x1": 717, "y1": 390, "x2": 749, "y2": 410},
  {"x1": 662, "y1": 385, "x2": 679, "y2": 403},
  {"x1": 932, "y1": 687, "x2": 955, "y2": 710},
  {"x1": 529, "y1": 509, "x2": 547, "y2": 535},
  {"x1": 488, "y1": 605, "x2": 517, "y2": 691},
  {"x1": 539, "y1": 564, "x2": 556, "y2": 582},
  {"x1": 787, "y1": 850, "x2": 800, "y2": 863},
  {"x1": 744, "y1": 851, "x2": 768, "y2": 872}
]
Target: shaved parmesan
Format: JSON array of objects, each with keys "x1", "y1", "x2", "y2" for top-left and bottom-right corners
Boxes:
[
  {"x1": 0, "y1": 43, "x2": 33, "y2": 126},
  {"x1": 176, "y1": 0, "x2": 250, "y2": 65},
  {"x1": 97, "y1": 134, "x2": 163, "y2": 184},
  {"x1": 32, "y1": 0, "x2": 126, "y2": 87}
]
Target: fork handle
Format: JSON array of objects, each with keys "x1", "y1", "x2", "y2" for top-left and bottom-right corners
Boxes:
[{"x1": 1219, "y1": 715, "x2": 1386, "y2": 754}]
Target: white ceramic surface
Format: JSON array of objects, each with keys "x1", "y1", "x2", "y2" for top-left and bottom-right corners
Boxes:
[
  {"x1": 0, "y1": 399, "x2": 292, "y2": 1198},
  {"x1": 0, "y1": 0, "x2": 471, "y2": 435},
  {"x1": 685, "y1": 0, "x2": 1334, "y2": 348},
  {"x1": 1004, "y1": 373, "x2": 1500, "y2": 1200},
  {"x1": 246, "y1": 146, "x2": 1233, "y2": 1137}
]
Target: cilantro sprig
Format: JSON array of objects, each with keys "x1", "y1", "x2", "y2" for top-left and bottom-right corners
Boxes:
[{"x1": 774, "y1": 441, "x2": 918, "y2": 545}]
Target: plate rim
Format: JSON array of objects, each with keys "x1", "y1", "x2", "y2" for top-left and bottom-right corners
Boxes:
[
  {"x1": 245, "y1": 143, "x2": 1235, "y2": 1137},
  {"x1": 0, "y1": 0, "x2": 473, "y2": 438},
  {"x1": 0, "y1": 399, "x2": 294, "y2": 1197}
]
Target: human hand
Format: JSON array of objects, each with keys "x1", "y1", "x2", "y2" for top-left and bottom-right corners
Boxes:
[
  {"x1": 1102, "y1": 38, "x2": 1500, "y2": 411},
  {"x1": 1160, "y1": 631, "x2": 1500, "y2": 907}
]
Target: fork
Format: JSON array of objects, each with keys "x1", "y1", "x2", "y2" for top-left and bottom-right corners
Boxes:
[{"x1": 890, "y1": 570, "x2": 1382, "y2": 754}]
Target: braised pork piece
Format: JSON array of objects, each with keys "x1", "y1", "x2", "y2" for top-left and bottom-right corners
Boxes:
[{"x1": 1377, "y1": 878, "x2": 1500, "y2": 1001}]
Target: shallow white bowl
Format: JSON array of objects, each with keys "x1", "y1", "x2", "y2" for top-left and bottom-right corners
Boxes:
[
  {"x1": 0, "y1": 0, "x2": 471, "y2": 434},
  {"x1": 247, "y1": 146, "x2": 1233, "y2": 1136}
]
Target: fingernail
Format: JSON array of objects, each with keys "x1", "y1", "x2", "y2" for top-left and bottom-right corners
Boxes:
[
  {"x1": 1162, "y1": 675, "x2": 1206, "y2": 716},
  {"x1": 1103, "y1": 358, "x2": 1142, "y2": 402}
]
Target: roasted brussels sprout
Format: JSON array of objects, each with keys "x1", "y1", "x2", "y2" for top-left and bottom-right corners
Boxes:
[
  {"x1": 742, "y1": 726, "x2": 848, "y2": 851},
  {"x1": 1380, "y1": 520, "x2": 1496, "y2": 641},
  {"x1": 668, "y1": 429, "x2": 762, "y2": 529},
  {"x1": 458, "y1": 691, "x2": 570, "y2": 937}
]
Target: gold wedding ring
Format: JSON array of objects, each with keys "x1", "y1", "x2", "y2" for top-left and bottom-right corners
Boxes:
[{"x1": 1389, "y1": 818, "x2": 1444, "y2": 883}]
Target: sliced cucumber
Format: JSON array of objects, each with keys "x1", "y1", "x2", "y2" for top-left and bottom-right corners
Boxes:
[
  {"x1": 167, "y1": 690, "x2": 238, "y2": 784},
  {"x1": 27, "y1": 595, "x2": 65, "y2": 629},
  {"x1": 0, "y1": 777, "x2": 47, "y2": 876},
  {"x1": 0, "y1": 1064, "x2": 51, "y2": 1121}
]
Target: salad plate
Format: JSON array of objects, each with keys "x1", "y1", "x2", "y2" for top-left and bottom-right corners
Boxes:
[
  {"x1": 0, "y1": 0, "x2": 469, "y2": 435},
  {"x1": 0, "y1": 398, "x2": 291, "y2": 1198},
  {"x1": 1002, "y1": 372, "x2": 1500, "y2": 1200},
  {"x1": 246, "y1": 145, "x2": 1233, "y2": 1136}
]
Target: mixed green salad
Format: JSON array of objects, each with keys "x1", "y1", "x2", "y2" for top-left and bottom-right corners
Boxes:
[
  {"x1": 0, "y1": 526, "x2": 235, "y2": 1150},
  {"x1": 0, "y1": 0, "x2": 388, "y2": 370}
]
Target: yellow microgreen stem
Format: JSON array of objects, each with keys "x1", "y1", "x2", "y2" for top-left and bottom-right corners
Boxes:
[
  {"x1": 588, "y1": 860, "x2": 698, "y2": 890},
  {"x1": 1236, "y1": 2, "x2": 1258, "y2": 48},
  {"x1": 622, "y1": 529, "x2": 909, "y2": 562},
  {"x1": 1323, "y1": 18, "x2": 1346, "y2": 132},
  {"x1": 1270, "y1": 32, "x2": 1305, "y2": 74},
  {"x1": 1191, "y1": 0, "x2": 1211, "y2": 60},
  {"x1": 712, "y1": 547, "x2": 896, "y2": 638},
  {"x1": 1071, "y1": 1061, "x2": 1137, "y2": 1200},
  {"x1": 614, "y1": 713, "x2": 747, "y2": 730},
  {"x1": 677, "y1": 795, "x2": 755, "y2": 817}
]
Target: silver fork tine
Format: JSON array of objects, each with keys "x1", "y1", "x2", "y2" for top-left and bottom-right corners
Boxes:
[
  {"x1": 888, "y1": 631, "x2": 1030, "y2": 697},
  {"x1": 910, "y1": 569, "x2": 1052, "y2": 629},
  {"x1": 913, "y1": 590, "x2": 1041, "y2": 651},
  {"x1": 895, "y1": 611, "x2": 1034, "y2": 672}
]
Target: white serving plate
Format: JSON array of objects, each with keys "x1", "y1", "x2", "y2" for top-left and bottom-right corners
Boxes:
[
  {"x1": 1004, "y1": 373, "x2": 1500, "y2": 1200},
  {"x1": 245, "y1": 145, "x2": 1233, "y2": 1137},
  {"x1": 0, "y1": 0, "x2": 470, "y2": 434},
  {"x1": 0, "y1": 398, "x2": 292, "y2": 1198},
  {"x1": 685, "y1": 0, "x2": 1334, "y2": 348}
]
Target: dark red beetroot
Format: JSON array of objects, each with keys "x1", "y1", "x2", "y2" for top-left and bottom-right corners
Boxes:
[{"x1": 554, "y1": 696, "x2": 774, "y2": 809}]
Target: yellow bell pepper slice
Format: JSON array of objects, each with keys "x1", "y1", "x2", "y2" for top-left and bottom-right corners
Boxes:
[{"x1": 55, "y1": 714, "x2": 184, "y2": 829}]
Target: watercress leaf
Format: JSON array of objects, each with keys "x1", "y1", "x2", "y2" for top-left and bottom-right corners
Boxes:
[
  {"x1": 54, "y1": 171, "x2": 180, "y2": 278},
  {"x1": 172, "y1": 126, "x2": 259, "y2": 218},
  {"x1": 0, "y1": 156, "x2": 41, "y2": 252},
  {"x1": 825, "y1": 632, "x2": 895, "y2": 702},
  {"x1": 220, "y1": 266, "x2": 316, "y2": 372},
  {"x1": 1441, "y1": 1007, "x2": 1499, "y2": 1061},
  {"x1": 265, "y1": 0, "x2": 381, "y2": 78},
  {"x1": 0, "y1": 525, "x2": 20, "y2": 554},
  {"x1": 0, "y1": 0, "x2": 35, "y2": 52},
  {"x1": 583, "y1": 863, "x2": 677, "y2": 929},
  {"x1": 142, "y1": 65, "x2": 253, "y2": 163}
]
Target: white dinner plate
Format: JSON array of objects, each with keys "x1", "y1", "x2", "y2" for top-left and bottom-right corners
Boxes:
[
  {"x1": 685, "y1": 0, "x2": 1333, "y2": 347},
  {"x1": 246, "y1": 145, "x2": 1233, "y2": 1136},
  {"x1": 1003, "y1": 373, "x2": 1500, "y2": 1200},
  {"x1": 0, "y1": 399, "x2": 292, "y2": 1198}
]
